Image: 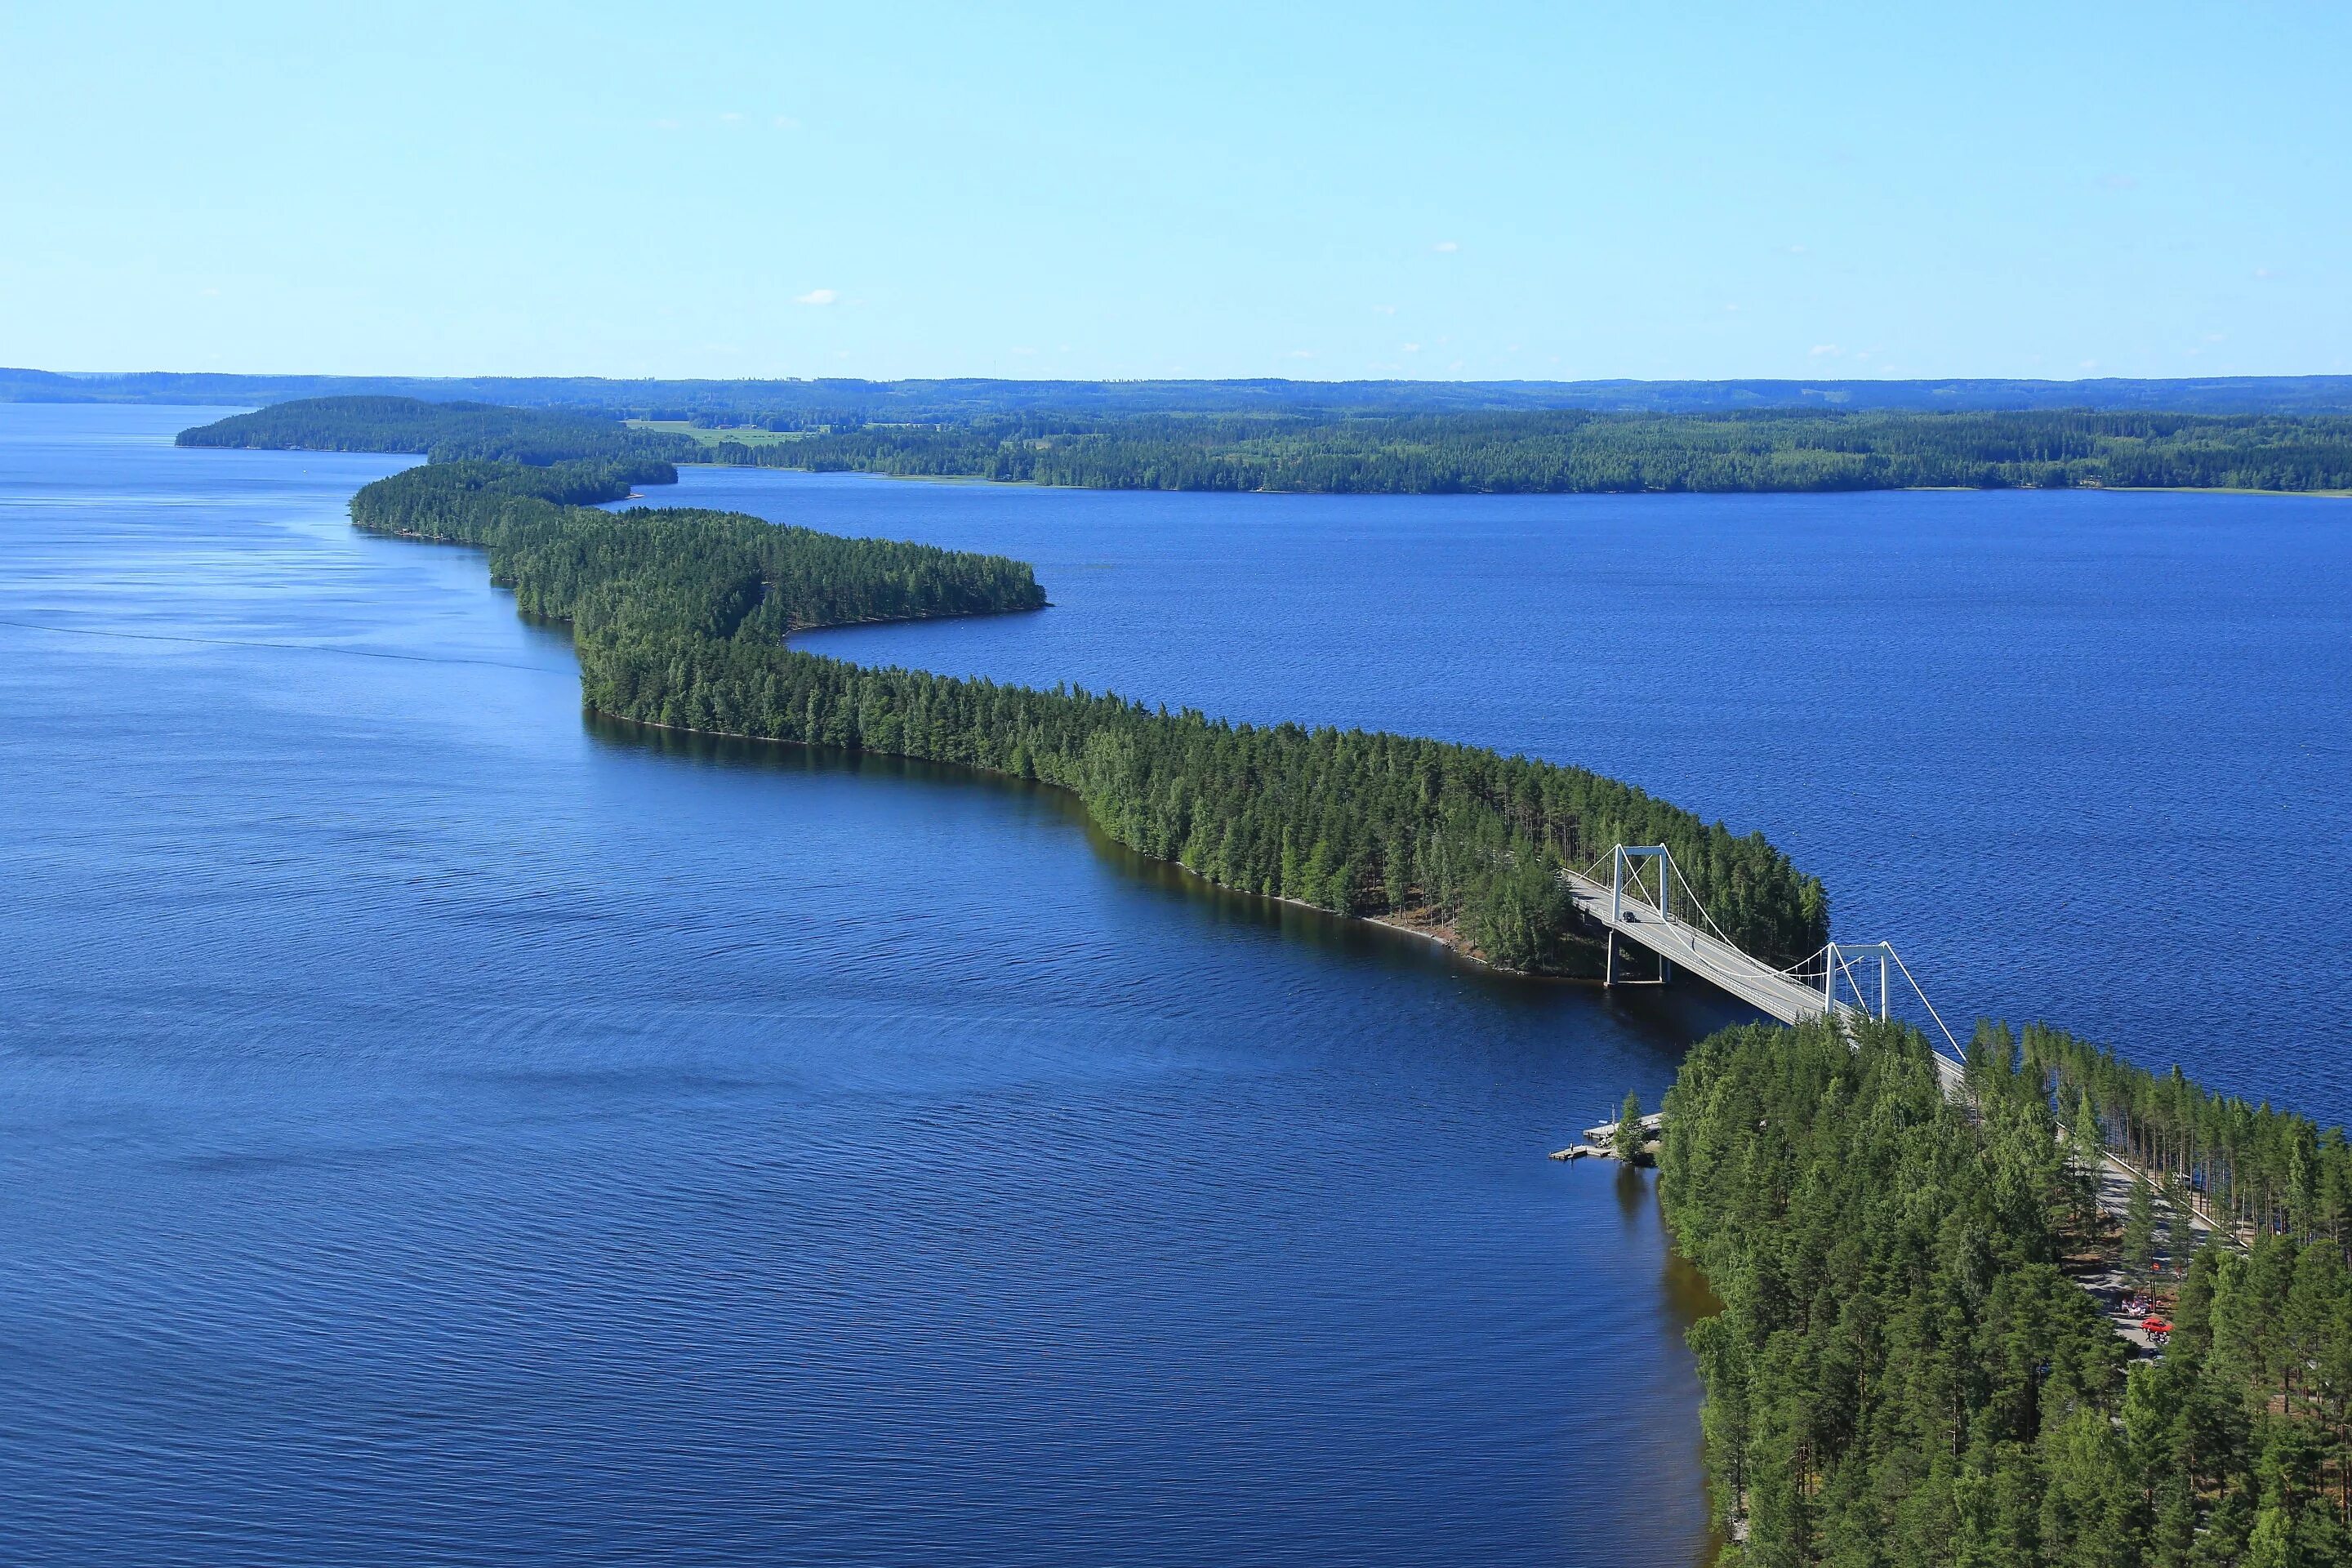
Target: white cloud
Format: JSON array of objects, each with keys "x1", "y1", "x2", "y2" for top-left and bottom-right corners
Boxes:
[
  {"x1": 773, "y1": 115, "x2": 801, "y2": 130},
  {"x1": 1432, "y1": 240, "x2": 1459, "y2": 253},
  {"x1": 720, "y1": 112, "x2": 744, "y2": 124},
  {"x1": 2080, "y1": 359, "x2": 2100, "y2": 369},
  {"x1": 1285, "y1": 349, "x2": 1315, "y2": 359},
  {"x1": 1809, "y1": 344, "x2": 1842, "y2": 357},
  {"x1": 1788, "y1": 243, "x2": 1808, "y2": 255},
  {"x1": 2255, "y1": 267, "x2": 2277, "y2": 279},
  {"x1": 1402, "y1": 342, "x2": 1422, "y2": 353},
  {"x1": 1372, "y1": 304, "x2": 1396, "y2": 315},
  {"x1": 795, "y1": 288, "x2": 838, "y2": 305}
]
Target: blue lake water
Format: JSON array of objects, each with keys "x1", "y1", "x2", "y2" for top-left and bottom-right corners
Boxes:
[{"x1": 2, "y1": 403, "x2": 2347, "y2": 1566}]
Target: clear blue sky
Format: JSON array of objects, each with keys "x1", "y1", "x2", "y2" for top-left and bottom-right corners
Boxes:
[{"x1": 4, "y1": 1, "x2": 2346, "y2": 382}]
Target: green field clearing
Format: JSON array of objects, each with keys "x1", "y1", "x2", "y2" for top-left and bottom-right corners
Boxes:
[{"x1": 625, "y1": 420, "x2": 807, "y2": 448}]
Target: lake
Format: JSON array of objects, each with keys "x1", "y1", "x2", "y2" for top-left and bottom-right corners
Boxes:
[{"x1": 2, "y1": 404, "x2": 2346, "y2": 1566}]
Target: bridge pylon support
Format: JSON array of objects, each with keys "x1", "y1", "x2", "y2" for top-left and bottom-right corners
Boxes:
[
  {"x1": 1823, "y1": 941, "x2": 1899, "y2": 1019},
  {"x1": 1606, "y1": 845, "x2": 1675, "y2": 987},
  {"x1": 1608, "y1": 845, "x2": 1673, "y2": 925}
]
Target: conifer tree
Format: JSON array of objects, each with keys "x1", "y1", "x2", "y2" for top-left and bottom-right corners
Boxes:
[
  {"x1": 1616, "y1": 1089, "x2": 1645, "y2": 1165},
  {"x1": 2069, "y1": 1089, "x2": 2107, "y2": 1229},
  {"x1": 2125, "y1": 1178, "x2": 2159, "y2": 1290}
]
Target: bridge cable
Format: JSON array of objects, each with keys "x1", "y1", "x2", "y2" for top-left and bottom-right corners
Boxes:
[
  {"x1": 1772, "y1": 944, "x2": 1830, "y2": 981},
  {"x1": 1885, "y1": 947, "x2": 1967, "y2": 1062}
]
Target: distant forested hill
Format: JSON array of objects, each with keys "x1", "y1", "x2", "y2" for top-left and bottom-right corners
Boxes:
[
  {"x1": 27, "y1": 364, "x2": 2352, "y2": 420},
  {"x1": 176, "y1": 396, "x2": 698, "y2": 471}
]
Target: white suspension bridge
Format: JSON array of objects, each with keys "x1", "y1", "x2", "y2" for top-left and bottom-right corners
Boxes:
[
  {"x1": 1565, "y1": 845, "x2": 2240, "y2": 1328},
  {"x1": 1564, "y1": 844, "x2": 1967, "y2": 1102}
]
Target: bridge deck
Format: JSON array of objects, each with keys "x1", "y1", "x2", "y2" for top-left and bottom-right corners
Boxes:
[
  {"x1": 1561, "y1": 868, "x2": 1962, "y2": 1093},
  {"x1": 1561, "y1": 869, "x2": 1833, "y2": 1025}
]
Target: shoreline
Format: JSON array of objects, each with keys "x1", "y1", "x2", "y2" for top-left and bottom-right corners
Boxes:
[{"x1": 590, "y1": 707, "x2": 1572, "y2": 982}]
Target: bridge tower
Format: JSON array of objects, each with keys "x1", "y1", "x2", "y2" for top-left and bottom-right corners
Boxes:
[
  {"x1": 1821, "y1": 940, "x2": 1900, "y2": 1019},
  {"x1": 1604, "y1": 845, "x2": 1674, "y2": 988}
]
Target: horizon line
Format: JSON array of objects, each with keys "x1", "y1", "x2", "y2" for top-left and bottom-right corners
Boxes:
[{"x1": 11, "y1": 366, "x2": 2352, "y2": 390}]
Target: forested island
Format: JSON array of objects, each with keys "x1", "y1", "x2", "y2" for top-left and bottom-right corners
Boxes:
[
  {"x1": 1664, "y1": 1017, "x2": 2352, "y2": 1566},
  {"x1": 182, "y1": 396, "x2": 2352, "y2": 496},
  {"x1": 178, "y1": 395, "x2": 700, "y2": 471}
]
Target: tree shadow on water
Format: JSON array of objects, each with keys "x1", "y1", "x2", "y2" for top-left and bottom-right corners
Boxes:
[{"x1": 580, "y1": 710, "x2": 1587, "y2": 1000}]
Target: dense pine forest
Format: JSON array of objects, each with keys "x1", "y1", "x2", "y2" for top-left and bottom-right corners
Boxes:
[
  {"x1": 353, "y1": 459, "x2": 1047, "y2": 632},
  {"x1": 2025, "y1": 1022, "x2": 2352, "y2": 1253},
  {"x1": 1662, "y1": 1018, "x2": 2352, "y2": 1566},
  {"x1": 344, "y1": 457, "x2": 1827, "y2": 970},
  {"x1": 724, "y1": 409, "x2": 2352, "y2": 493}
]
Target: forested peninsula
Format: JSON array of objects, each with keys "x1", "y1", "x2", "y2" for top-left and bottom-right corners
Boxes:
[
  {"x1": 181, "y1": 396, "x2": 2352, "y2": 496},
  {"x1": 182, "y1": 399, "x2": 1829, "y2": 971},
  {"x1": 328, "y1": 453, "x2": 1824, "y2": 973}
]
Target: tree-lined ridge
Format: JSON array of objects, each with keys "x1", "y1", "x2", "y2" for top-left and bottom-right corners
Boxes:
[{"x1": 332, "y1": 450, "x2": 1828, "y2": 973}]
